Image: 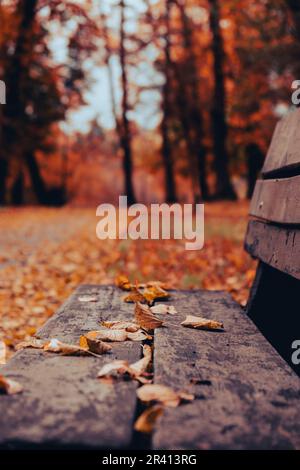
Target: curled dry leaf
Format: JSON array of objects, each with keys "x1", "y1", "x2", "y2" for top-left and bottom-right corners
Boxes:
[
  {"x1": 143, "y1": 286, "x2": 170, "y2": 305},
  {"x1": 123, "y1": 287, "x2": 146, "y2": 304},
  {"x1": 129, "y1": 344, "x2": 152, "y2": 377},
  {"x1": 98, "y1": 360, "x2": 129, "y2": 378},
  {"x1": 0, "y1": 375, "x2": 23, "y2": 395},
  {"x1": 127, "y1": 330, "x2": 152, "y2": 342},
  {"x1": 181, "y1": 315, "x2": 224, "y2": 331},
  {"x1": 15, "y1": 338, "x2": 46, "y2": 351},
  {"x1": 78, "y1": 295, "x2": 98, "y2": 302},
  {"x1": 101, "y1": 321, "x2": 140, "y2": 333},
  {"x1": 135, "y1": 302, "x2": 164, "y2": 331},
  {"x1": 137, "y1": 384, "x2": 194, "y2": 408},
  {"x1": 84, "y1": 329, "x2": 128, "y2": 343},
  {"x1": 97, "y1": 345, "x2": 153, "y2": 384},
  {"x1": 150, "y1": 304, "x2": 177, "y2": 315},
  {"x1": 115, "y1": 275, "x2": 132, "y2": 291},
  {"x1": 134, "y1": 405, "x2": 164, "y2": 433},
  {"x1": 0, "y1": 341, "x2": 6, "y2": 365},
  {"x1": 79, "y1": 335, "x2": 112, "y2": 355}
]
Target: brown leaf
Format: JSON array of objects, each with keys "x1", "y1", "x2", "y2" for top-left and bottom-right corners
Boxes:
[
  {"x1": 97, "y1": 360, "x2": 129, "y2": 378},
  {"x1": 134, "y1": 405, "x2": 164, "y2": 433},
  {"x1": 84, "y1": 329, "x2": 128, "y2": 343},
  {"x1": 101, "y1": 321, "x2": 140, "y2": 332},
  {"x1": 143, "y1": 286, "x2": 170, "y2": 305},
  {"x1": 126, "y1": 330, "x2": 152, "y2": 342},
  {"x1": 123, "y1": 287, "x2": 146, "y2": 304},
  {"x1": 181, "y1": 315, "x2": 224, "y2": 330},
  {"x1": 135, "y1": 302, "x2": 164, "y2": 330},
  {"x1": 0, "y1": 375, "x2": 23, "y2": 395},
  {"x1": 81, "y1": 336, "x2": 112, "y2": 355},
  {"x1": 115, "y1": 275, "x2": 132, "y2": 291},
  {"x1": 150, "y1": 304, "x2": 177, "y2": 315},
  {"x1": 0, "y1": 341, "x2": 6, "y2": 365},
  {"x1": 44, "y1": 338, "x2": 86, "y2": 355},
  {"x1": 137, "y1": 384, "x2": 194, "y2": 407},
  {"x1": 128, "y1": 344, "x2": 152, "y2": 377},
  {"x1": 15, "y1": 338, "x2": 46, "y2": 351}
]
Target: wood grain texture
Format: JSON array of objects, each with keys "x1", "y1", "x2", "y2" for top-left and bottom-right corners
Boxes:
[
  {"x1": 153, "y1": 290, "x2": 300, "y2": 450},
  {"x1": 250, "y1": 175, "x2": 300, "y2": 224},
  {"x1": 263, "y1": 108, "x2": 300, "y2": 176},
  {"x1": 0, "y1": 286, "x2": 141, "y2": 450},
  {"x1": 245, "y1": 220, "x2": 300, "y2": 280}
]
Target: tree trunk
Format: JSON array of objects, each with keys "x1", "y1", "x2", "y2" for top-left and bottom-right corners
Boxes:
[
  {"x1": 160, "y1": 0, "x2": 177, "y2": 203},
  {"x1": 286, "y1": 0, "x2": 300, "y2": 41},
  {"x1": 25, "y1": 151, "x2": 47, "y2": 204},
  {"x1": 0, "y1": 159, "x2": 8, "y2": 205},
  {"x1": 11, "y1": 171, "x2": 24, "y2": 205},
  {"x1": 177, "y1": 0, "x2": 209, "y2": 201},
  {"x1": 208, "y1": 0, "x2": 236, "y2": 200},
  {"x1": 119, "y1": 0, "x2": 136, "y2": 205}
]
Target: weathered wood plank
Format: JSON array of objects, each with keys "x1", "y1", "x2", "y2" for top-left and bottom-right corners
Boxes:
[
  {"x1": 245, "y1": 220, "x2": 300, "y2": 280},
  {"x1": 0, "y1": 285, "x2": 141, "y2": 450},
  {"x1": 250, "y1": 175, "x2": 300, "y2": 224},
  {"x1": 153, "y1": 290, "x2": 300, "y2": 450},
  {"x1": 263, "y1": 108, "x2": 300, "y2": 176}
]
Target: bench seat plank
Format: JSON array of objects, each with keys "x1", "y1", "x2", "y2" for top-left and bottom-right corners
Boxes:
[
  {"x1": 250, "y1": 175, "x2": 300, "y2": 224},
  {"x1": 153, "y1": 290, "x2": 300, "y2": 450},
  {"x1": 262, "y1": 109, "x2": 300, "y2": 176},
  {"x1": 245, "y1": 220, "x2": 300, "y2": 280},
  {"x1": 0, "y1": 286, "x2": 141, "y2": 450}
]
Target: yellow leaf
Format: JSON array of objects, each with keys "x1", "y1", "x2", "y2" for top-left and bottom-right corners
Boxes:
[
  {"x1": 134, "y1": 405, "x2": 164, "y2": 433},
  {"x1": 0, "y1": 375, "x2": 23, "y2": 395},
  {"x1": 115, "y1": 275, "x2": 132, "y2": 291},
  {"x1": 135, "y1": 302, "x2": 164, "y2": 330},
  {"x1": 143, "y1": 285, "x2": 170, "y2": 305},
  {"x1": 123, "y1": 287, "x2": 146, "y2": 304},
  {"x1": 181, "y1": 315, "x2": 224, "y2": 330}
]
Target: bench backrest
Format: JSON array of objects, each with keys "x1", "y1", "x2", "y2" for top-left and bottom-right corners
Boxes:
[{"x1": 245, "y1": 108, "x2": 300, "y2": 374}]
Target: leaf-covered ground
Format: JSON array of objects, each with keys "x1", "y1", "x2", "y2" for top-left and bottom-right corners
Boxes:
[{"x1": 0, "y1": 202, "x2": 256, "y2": 353}]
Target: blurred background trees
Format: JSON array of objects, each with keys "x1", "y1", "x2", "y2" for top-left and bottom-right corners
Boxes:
[{"x1": 0, "y1": 0, "x2": 298, "y2": 206}]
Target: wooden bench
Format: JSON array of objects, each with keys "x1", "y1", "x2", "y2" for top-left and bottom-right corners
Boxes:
[{"x1": 1, "y1": 110, "x2": 300, "y2": 450}]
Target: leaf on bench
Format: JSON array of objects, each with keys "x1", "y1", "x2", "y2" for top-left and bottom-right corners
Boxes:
[
  {"x1": 137, "y1": 384, "x2": 194, "y2": 408},
  {"x1": 0, "y1": 375, "x2": 23, "y2": 395},
  {"x1": 16, "y1": 338, "x2": 46, "y2": 351},
  {"x1": 79, "y1": 336, "x2": 112, "y2": 355},
  {"x1": 97, "y1": 345, "x2": 153, "y2": 384},
  {"x1": 134, "y1": 405, "x2": 164, "y2": 434},
  {"x1": 115, "y1": 274, "x2": 132, "y2": 291},
  {"x1": 101, "y1": 320, "x2": 140, "y2": 332},
  {"x1": 150, "y1": 304, "x2": 177, "y2": 315},
  {"x1": 123, "y1": 287, "x2": 146, "y2": 304},
  {"x1": 135, "y1": 302, "x2": 164, "y2": 330},
  {"x1": 181, "y1": 315, "x2": 224, "y2": 331},
  {"x1": 78, "y1": 295, "x2": 98, "y2": 302}
]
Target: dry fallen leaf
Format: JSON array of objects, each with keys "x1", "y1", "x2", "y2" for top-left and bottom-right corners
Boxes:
[
  {"x1": 127, "y1": 330, "x2": 152, "y2": 342},
  {"x1": 15, "y1": 338, "x2": 46, "y2": 351},
  {"x1": 78, "y1": 295, "x2": 98, "y2": 302},
  {"x1": 101, "y1": 321, "x2": 140, "y2": 332},
  {"x1": 0, "y1": 341, "x2": 6, "y2": 365},
  {"x1": 146, "y1": 281, "x2": 171, "y2": 290},
  {"x1": 84, "y1": 329, "x2": 128, "y2": 343},
  {"x1": 123, "y1": 287, "x2": 146, "y2": 304},
  {"x1": 135, "y1": 302, "x2": 164, "y2": 330},
  {"x1": 181, "y1": 315, "x2": 224, "y2": 330},
  {"x1": 129, "y1": 344, "x2": 152, "y2": 377},
  {"x1": 134, "y1": 405, "x2": 164, "y2": 433},
  {"x1": 137, "y1": 384, "x2": 194, "y2": 407},
  {"x1": 150, "y1": 304, "x2": 177, "y2": 315},
  {"x1": 79, "y1": 335, "x2": 112, "y2": 355},
  {"x1": 97, "y1": 360, "x2": 129, "y2": 378},
  {"x1": 0, "y1": 375, "x2": 23, "y2": 395},
  {"x1": 143, "y1": 286, "x2": 170, "y2": 304},
  {"x1": 115, "y1": 275, "x2": 132, "y2": 291}
]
